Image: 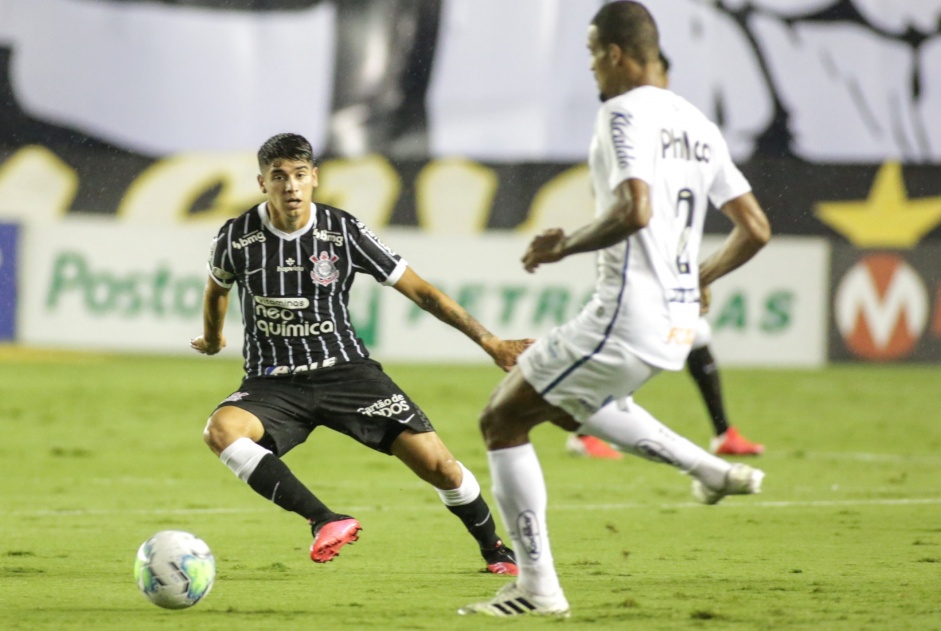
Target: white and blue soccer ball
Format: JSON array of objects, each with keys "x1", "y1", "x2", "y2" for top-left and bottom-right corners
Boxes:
[{"x1": 134, "y1": 530, "x2": 215, "y2": 609}]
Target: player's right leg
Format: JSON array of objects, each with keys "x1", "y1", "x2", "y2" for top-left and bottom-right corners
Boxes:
[
  {"x1": 203, "y1": 403, "x2": 359, "y2": 563},
  {"x1": 460, "y1": 368, "x2": 572, "y2": 616},
  {"x1": 464, "y1": 324, "x2": 658, "y2": 616}
]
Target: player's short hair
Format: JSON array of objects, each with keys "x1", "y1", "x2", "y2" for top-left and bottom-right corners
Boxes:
[
  {"x1": 257, "y1": 133, "x2": 317, "y2": 171},
  {"x1": 592, "y1": 1, "x2": 659, "y2": 65}
]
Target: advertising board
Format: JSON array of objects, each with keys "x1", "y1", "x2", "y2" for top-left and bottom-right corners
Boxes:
[{"x1": 17, "y1": 221, "x2": 828, "y2": 366}]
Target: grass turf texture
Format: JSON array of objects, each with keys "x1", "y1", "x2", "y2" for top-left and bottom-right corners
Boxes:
[{"x1": 1, "y1": 347, "x2": 940, "y2": 630}]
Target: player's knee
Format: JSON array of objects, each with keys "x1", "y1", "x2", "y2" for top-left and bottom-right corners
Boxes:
[
  {"x1": 417, "y1": 444, "x2": 462, "y2": 489},
  {"x1": 201, "y1": 420, "x2": 214, "y2": 449},
  {"x1": 202, "y1": 410, "x2": 246, "y2": 456},
  {"x1": 202, "y1": 415, "x2": 225, "y2": 454},
  {"x1": 426, "y1": 457, "x2": 461, "y2": 489}
]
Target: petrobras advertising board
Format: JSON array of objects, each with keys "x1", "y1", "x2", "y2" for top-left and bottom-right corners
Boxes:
[
  {"x1": 350, "y1": 230, "x2": 597, "y2": 362},
  {"x1": 372, "y1": 232, "x2": 829, "y2": 367},
  {"x1": 18, "y1": 220, "x2": 827, "y2": 366}
]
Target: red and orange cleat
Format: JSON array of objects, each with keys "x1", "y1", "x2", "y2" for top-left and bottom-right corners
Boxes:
[
  {"x1": 711, "y1": 427, "x2": 765, "y2": 456},
  {"x1": 481, "y1": 541, "x2": 519, "y2": 576},
  {"x1": 310, "y1": 517, "x2": 362, "y2": 563},
  {"x1": 566, "y1": 434, "x2": 623, "y2": 460}
]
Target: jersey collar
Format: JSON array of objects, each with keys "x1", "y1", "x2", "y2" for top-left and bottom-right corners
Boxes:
[{"x1": 257, "y1": 202, "x2": 316, "y2": 241}]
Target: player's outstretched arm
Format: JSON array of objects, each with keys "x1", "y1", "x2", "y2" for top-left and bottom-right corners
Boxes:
[
  {"x1": 190, "y1": 276, "x2": 230, "y2": 355},
  {"x1": 699, "y1": 192, "x2": 771, "y2": 289},
  {"x1": 522, "y1": 179, "x2": 650, "y2": 273},
  {"x1": 392, "y1": 267, "x2": 533, "y2": 371}
]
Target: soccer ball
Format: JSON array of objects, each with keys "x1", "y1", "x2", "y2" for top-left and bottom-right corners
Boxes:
[{"x1": 134, "y1": 530, "x2": 215, "y2": 609}]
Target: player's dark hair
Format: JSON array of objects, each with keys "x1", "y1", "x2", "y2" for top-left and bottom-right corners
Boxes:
[
  {"x1": 257, "y1": 133, "x2": 317, "y2": 170},
  {"x1": 592, "y1": 1, "x2": 659, "y2": 65},
  {"x1": 658, "y1": 50, "x2": 671, "y2": 73}
]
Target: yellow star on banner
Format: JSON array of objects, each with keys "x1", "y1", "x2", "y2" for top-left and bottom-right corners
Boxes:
[{"x1": 814, "y1": 161, "x2": 941, "y2": 248}]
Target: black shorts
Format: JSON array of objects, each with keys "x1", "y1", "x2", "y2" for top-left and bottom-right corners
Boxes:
[{"x1": 214, "y1": 359, "x2": 435, "y2": 457}]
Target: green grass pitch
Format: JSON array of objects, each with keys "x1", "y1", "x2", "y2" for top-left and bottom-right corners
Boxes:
[{"x1": 2, "y1": 347, "x2": 940, "y2": 630}]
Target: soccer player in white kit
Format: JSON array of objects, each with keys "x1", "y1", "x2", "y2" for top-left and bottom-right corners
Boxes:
[
  {"x1": 459, "y1": 1, "x2": 771, "y2": 618},
  {"x1": 566, "y1": 50, "x2": 765, "y2": 461}
]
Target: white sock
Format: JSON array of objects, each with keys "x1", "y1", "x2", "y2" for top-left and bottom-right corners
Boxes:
[
  {"x1": 581, "y1": 398, "x2": 730, "y2": 489},
  {"x1": 488, "y1": 444, "x2": 562, "y2": 597},
  {"x1": 219, "y1": 437, "x2": 271, "y2": 482},
  {"x1": 434, "y1": 462, "x2": 481, "y2": 506}
]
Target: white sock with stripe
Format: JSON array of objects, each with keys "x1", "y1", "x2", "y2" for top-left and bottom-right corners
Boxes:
[
  {"x1": 582, "y1": 398, "x2": 730, "y2": 489},
  {"x1": 488, "y1": 443, "x2": 562, "y2": 597},
  {"x1": 219, "y1": 437, "x2": 271, "y2": 482},
  {"x1": 434, "y1": 462, "x2": 481, "y2": 505}
]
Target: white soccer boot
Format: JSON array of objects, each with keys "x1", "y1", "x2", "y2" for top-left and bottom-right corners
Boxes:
[
  {"x1": 458, "y1": 581, "x2": 570, "y2": 618},
  {"x1": 691, "y1": 463, "x2": 764, "y2": 505}
]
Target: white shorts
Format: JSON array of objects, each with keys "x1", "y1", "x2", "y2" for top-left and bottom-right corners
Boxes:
[
  {"x1": 692, "y1": 317, "x2": 711, "y2": 350},
  {"x1": 517, "y1": 320, "x2": 662, "y2": 423}
]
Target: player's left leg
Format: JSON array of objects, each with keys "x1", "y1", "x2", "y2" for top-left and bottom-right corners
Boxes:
[
  {"x1": 580, "y1": 397, "x2": 764, "y2": 503},
  {"x1": 391, "y1": 431, "x2": 518, "y2": 575},
  {"x1": 566, "y1": 432, "x2": 624, "y2": 459}
]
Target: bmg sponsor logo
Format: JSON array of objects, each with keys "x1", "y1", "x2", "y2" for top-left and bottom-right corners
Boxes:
[
  {"x1": 231, "y1": 230, "x2": 266, "y2": 250},
  {"x1": 313, "y1": 229, "x2": 344, "y2": 246}
]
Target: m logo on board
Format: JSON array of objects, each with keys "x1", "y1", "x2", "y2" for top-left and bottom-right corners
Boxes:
[{"x1": 833, "y1": 254, "x2": 928, "y2": 360}]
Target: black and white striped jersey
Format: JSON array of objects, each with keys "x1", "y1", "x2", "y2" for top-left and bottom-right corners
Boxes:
[{"x1": 207, "y1": 202, "x2": 407, "y2": 377}]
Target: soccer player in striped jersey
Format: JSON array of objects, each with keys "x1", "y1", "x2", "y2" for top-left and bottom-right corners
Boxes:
[
  {"x1": 460, "y1": 1, "x2": 771, "y2": 617},
  {"x1": 191, "y1": 132, "x2": 529, "y2": 575}
]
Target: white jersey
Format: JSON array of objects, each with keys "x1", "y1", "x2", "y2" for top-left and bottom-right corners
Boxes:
[{"x1": 584, "y1": 86, "x2": 750, "y2": 370}]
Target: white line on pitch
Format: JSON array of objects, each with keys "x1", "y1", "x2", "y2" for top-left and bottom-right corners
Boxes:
[
  {"x1": 573, "y1": 497, "x2": 941, "y2": 511},
  {"x1": 796, "y1": 452, "x2": 941, "y2": 464},
  {"x1": 6, "y1": 496, "x2": 941, "y2": 518}
]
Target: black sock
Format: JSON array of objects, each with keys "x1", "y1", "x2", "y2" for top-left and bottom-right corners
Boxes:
[
  {"x1": 686, "y1": 345, "x2": 729, "y2": 436},
  {"x1": 246, "y1": 454, "x2": 337, "y2": 526},
  {"x1": 446, "y1": 494, "x2": 502, "y2": 550}
]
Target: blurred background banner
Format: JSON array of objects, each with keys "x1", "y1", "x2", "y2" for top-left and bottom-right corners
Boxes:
[
  {"x1": 0, "y1": 0, "x2": 939, "y2": 363},
  {"x1": 2, "y1": 0, "x2": 940, "y2": 164},
  {"x1": 0, "y1": 222, "x2": 16, "y2": 340},
  {"x1": 1, "y1": 0, "x2": 939, "y2": 238}
]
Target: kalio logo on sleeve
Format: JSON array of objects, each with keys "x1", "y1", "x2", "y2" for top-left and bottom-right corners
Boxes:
[{"x1": 0, "y1": 223, "x2": 19, "y2": 340}]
